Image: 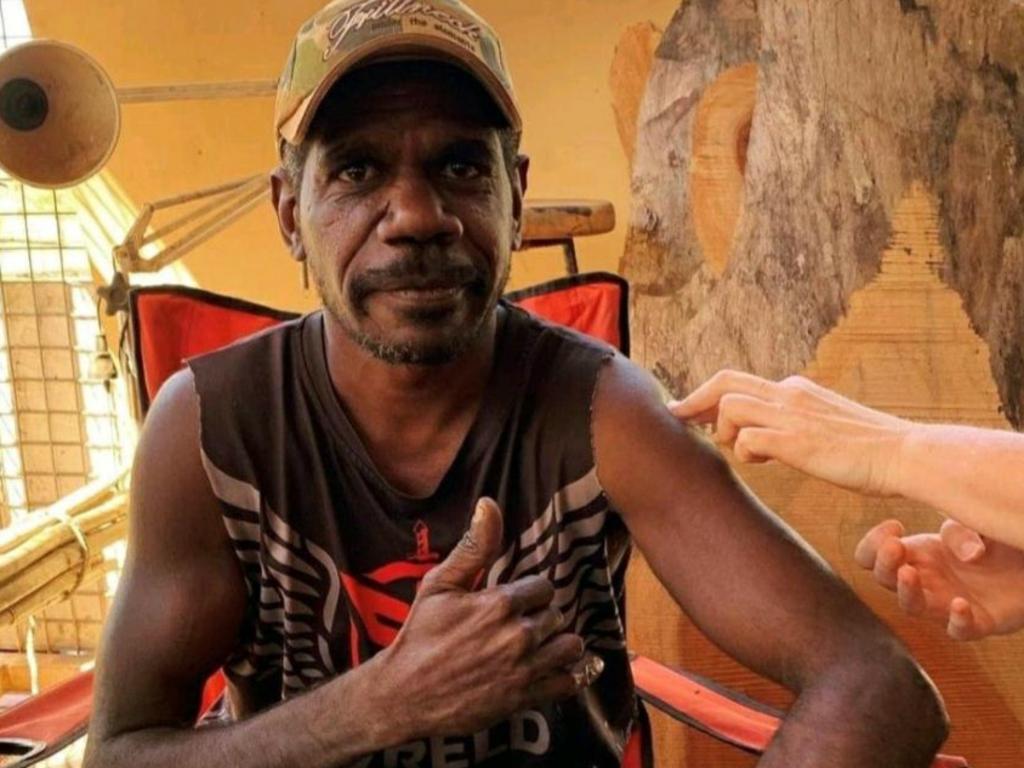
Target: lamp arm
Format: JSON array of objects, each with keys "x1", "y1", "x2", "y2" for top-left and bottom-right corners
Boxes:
[{"x1": 116, "y1": 80, "x2": 279, "y2": 104}]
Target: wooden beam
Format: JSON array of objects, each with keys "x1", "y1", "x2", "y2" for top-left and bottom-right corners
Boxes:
[{"x1": 521, "y1": 199, "x2": 615, "y2": 244}]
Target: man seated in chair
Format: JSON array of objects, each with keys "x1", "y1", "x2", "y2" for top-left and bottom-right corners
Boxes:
[{"x1": 84, "y1": 1, "x2": 948, "y2": 766}]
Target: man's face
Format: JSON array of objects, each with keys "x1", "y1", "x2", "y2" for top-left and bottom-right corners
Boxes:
[{"x1": 287, "y1": 63, "x2": 524, "y2": 366}]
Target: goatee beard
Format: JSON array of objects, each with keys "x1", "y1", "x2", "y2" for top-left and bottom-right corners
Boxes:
[
  {"x1": 339, "y1": 307, "x2": 493, "y2": 366},
  {"x1": 310, "y1": 245, "x2": 510, "y2": 366},
  {"x1": 316, "y1": 273, "x2": 507, "y2": 367}
]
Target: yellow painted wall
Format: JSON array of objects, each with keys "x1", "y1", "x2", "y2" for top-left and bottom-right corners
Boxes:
[{"x1": 25, "y1": 0, "x2": 679, "y2": 311}]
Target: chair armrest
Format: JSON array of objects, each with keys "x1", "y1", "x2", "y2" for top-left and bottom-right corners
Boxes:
[
  {"x1": 0, "y1": 670, "x2": 93, "y2": 766},
  {"x1": 629, "y1": 653, "x2": 969, "y2": 768}
]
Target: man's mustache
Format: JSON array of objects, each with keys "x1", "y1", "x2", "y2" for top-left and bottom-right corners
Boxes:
[{"x1": 349, "y1": 255, "x2": 487, "y2": 304}]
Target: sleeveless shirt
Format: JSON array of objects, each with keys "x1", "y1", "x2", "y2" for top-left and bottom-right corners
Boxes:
[{"x1": 188, "y1": 302, "x2": 642, "y2": 767}]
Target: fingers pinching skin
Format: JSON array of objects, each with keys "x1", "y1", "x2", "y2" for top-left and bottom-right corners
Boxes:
[
  {"x1": 714, "y1": 393, "x2": 785, "y2": 448},
  {"x1": 733, "y1": 427, "x2": 782, "y2": 464},
  {"x1": 668, "y1": 370, "x2": 779, "y2": 423},
  {"x1": 939, "y1": 519, "x2": 987, "y2": 563},
  {"x1": 854, "y1": 519, "x2": 906, "y2": 570},
  {"x1": 667, "y1": 399, "x2": 717, "y2": 425},
  {"x1": 667, "y1": 379, "x2": 724, "y2": 422}
]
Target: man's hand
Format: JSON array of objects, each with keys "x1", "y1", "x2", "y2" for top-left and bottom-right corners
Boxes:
[
  {"x1": 856, "y1": 519, "x2": 1024, "y2": 640},
  {"x1": 371, "y1": 497, "x2": 594, "y2": 741},
  {"x1": 668, "y1": 370, "x2": 911, "y2": 496}
]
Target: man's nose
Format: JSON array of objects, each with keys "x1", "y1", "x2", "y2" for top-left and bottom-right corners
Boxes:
[{"x1": 378, "y1": 173, "x2": 464, "y2": 244}]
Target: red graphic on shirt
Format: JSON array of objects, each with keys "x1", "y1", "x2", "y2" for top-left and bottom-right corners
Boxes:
[
  {"x1": 410, "y1": 520, "x2": 441, "y2": 564},
  {"x1": 340, "y1": 556, "x2": 436, "y2": 666}
]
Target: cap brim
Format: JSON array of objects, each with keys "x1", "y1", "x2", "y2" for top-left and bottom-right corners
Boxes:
[{"x1": 278, "y1": 35, "x2": 521, "y2": 152}]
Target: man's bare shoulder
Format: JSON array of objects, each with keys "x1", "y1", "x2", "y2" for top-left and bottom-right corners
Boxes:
[
  {"x1": 593, "y1": 355, "x2": 713, "y2": 454},
  {"x1": 591, "y1": 354, "x2": 735, "y2": 520},
  {"x1": 593, "y1": 354, "x2": 661, "y2": 406},
  {"x1": 136, "y1": 367, "x2": 200, "y2": 469},
  {"x1": 130, "y1": 367, "x2": 227, "y2": 560}
]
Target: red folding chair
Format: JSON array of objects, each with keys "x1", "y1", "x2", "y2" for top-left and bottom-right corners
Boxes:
[{"x1": 0, "y1": 272, "x2": 968, "y2": 767}]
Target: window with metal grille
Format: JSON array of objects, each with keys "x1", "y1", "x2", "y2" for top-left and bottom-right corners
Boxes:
[{"x1": 0, "y1": 2, "x2": 132, "y2": 676}]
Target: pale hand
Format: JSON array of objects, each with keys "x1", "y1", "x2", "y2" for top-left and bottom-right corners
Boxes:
[
  {"x1": 668, "y1": 370, "x2": 910, "y2": 496},
  {"x1": 855, "y1": 518, "x2": 1024, "y2": 640}
]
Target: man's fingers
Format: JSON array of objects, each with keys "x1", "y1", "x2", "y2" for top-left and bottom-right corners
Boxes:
[
  {"x1": 854, "y1": 519, "x2": 906, "y2": 569},
  {"x1": 421, "y1": 498, "x2": 503, "y2": 594},
  {"x1": 523, "y1": 653, "x2": 605, "y2": 709},
  {"x1": 939, "y1": 519, "x2": 987, "y2": 563},
  {"x1": 896, "y1": 564, "x2": 927, "y2": 616},
  {"x1": 499, "y1": 575, "x2": 555, "y2": 615},
  {"x1": 872, "y1": 536, "x2": 907, "y2": 590},
  {"x1": 529, "y1": 632, "x2": 585, "y2": 672},
  {"x1": 521, "y1": 672, "x2": 578, "y2": 708},
  {"x1": 669, "y1": 370, "x2": 779, "y2": 421},
  {"x1": 522, "y1": 607, "x2": 566, "y2": 648}
]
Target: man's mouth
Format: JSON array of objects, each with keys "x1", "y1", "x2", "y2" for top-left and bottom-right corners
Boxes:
[
  {"x1": 378, "y1": 283, "x2": 470, "y2": 309},
  {"x1": 390, "y1": 285, "x2": 464, "y2": 299},
  {"x1": 349, "y1": 261, "x2": 486, "y2": 314}
]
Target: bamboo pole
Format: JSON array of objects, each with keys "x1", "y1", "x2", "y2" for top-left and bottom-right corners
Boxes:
[
  {"x1": 0, "y1": 513, "x2": 127, "y2": 607},
  {"x1": 0, "y1": 495, "x2": 128, "y2": 584},
  {"x1": 0, "y1": 516, "x2": 127, "y2": 625},
  {"x1": 0, "y1": 561, "x2": 115, "y2": 627},
  {"x1": 0, "y1": 470, "x2": 126, "y2": 555},
  {"x1": 0, "y1": 476, "x2": 130, "y2": 627}
]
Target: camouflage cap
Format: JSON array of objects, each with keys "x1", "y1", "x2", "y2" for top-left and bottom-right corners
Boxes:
[{"x1": 275, "y1": 0, "x2": 522, "y2": 155}]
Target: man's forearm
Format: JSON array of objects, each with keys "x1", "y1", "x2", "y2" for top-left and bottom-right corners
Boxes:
[
  {"x1": 894, "y1": 424, "x2": 1024, "y2": 550},
  {"x1": 85, "y1": 657, "x2": 398, "y2": 768},
  {"x1": 760, "y1": 647, "x2": 947, "y2": 767}
]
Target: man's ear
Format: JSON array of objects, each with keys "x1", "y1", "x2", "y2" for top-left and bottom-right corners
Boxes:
[
  {"x1": 511, "y1": 154, "x2": 530, "y2": 250},
  {"x1": 270, "y1": 167, "x2": 306, "y2": 263}
]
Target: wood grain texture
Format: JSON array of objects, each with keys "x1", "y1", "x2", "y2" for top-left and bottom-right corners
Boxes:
[
  {"x1": 521, "y1": 199, "x2": 616, "y2": 242},
  {"x1": 691, "y1": 62, "x2": 757, "y2": 275},
  {"x1": 622, "y1": 0, "x2": 1024, "y2": 426},
  {"x1": 609, "y1": 21, "x2": 664, "y2": 166},
  {"x1": 626, "y1": 182, "x2": 1024, "y2": 766},
  {"x1": 624, "y1": 7, "x2": 1024, "y2": 757}
]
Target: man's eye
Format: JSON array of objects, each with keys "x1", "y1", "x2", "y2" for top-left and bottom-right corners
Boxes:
[
  {"x1": 443, "y1": 161, "x2": 482, "y2": 180},
  {"x1": 337, "y1": 163, "x2": 375, "y2": 183}
]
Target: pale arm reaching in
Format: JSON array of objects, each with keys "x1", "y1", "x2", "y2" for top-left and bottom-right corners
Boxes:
[{"x1": 669, "y1": 369, "x2": 1024, "y2": 640}]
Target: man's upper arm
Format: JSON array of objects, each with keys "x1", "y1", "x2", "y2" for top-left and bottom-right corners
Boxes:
[
  {"x1": 90, "y1": 369, "x2": 247, "y2": 740},
  {"x1": 592, "y1": 356, "x2": 893, "y2": 689}
]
